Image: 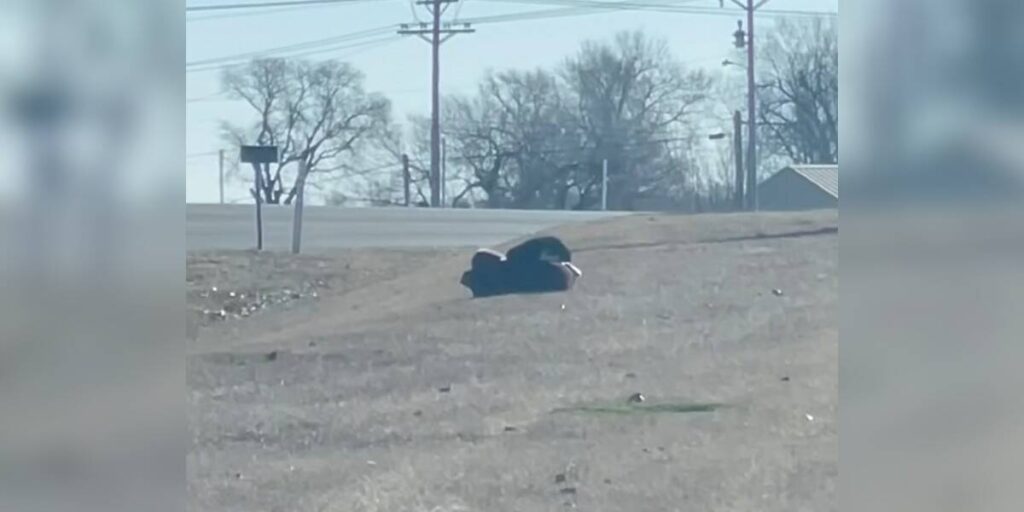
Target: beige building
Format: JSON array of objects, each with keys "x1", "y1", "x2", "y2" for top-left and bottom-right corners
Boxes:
[{"x1": 758, "y1": 165, "x2": 838, "y2": 211}]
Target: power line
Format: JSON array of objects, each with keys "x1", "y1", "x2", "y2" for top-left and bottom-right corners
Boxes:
[
  {"x1": 186, "y1": 35, "x2": 403, "y2": 73},
  {"x1": 187, "y1": 2, "x2": 352, "y2": 22},
  {"x1": 462, "y1": 0, "x2": 701, "y2": 24},
  {"x1": 185, "y1": 0, "x2": 382, "y2": 12},
  {"x1": 186, "y1": 93, "x2": 227, "y2": 103},
  {"x1": 187, "y1": 25, "x2": 394, "y2": 68},
  {"x1": 485, "y1": 0, "x2": 830, "y2": 17},
  {"x1": 452, "y1": 0, "x2": 467, "y2": 21},
  {"x1": 187, "y1": 150, "x2": 221, "y2": 159},
  {"x1": 185, "y1": 0, "x2": 833, "y2": 71},
  {"x1": 472, "y1": 0, "x2": 837, "y2": 20}
]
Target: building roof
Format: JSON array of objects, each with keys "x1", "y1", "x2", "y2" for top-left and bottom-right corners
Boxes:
[{"x1": 787, "y1": 165, "x2": 838, "y2": 199}]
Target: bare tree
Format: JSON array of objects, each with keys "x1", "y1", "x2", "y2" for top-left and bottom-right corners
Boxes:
[
  {"x1": 221, "y1": 58, "x2": 391, "y2": 204},
  {"x1": 456, "y1": 69, "x2": 582, "y2": 209},
  {"x1": 562, "y1": 31, "x2": 712, "y2": 209},
  {"x1": 757, "y1": 18, "x2": 838, "y2": 165},
  {"x1": 388, "y1": 117, "x2": 433, "y2": 206},
  {"x1": 443, "y1": 102, "x2": 511, "y2": 207},
  {"x1": 395, "y1": 31, "x2": 715, "y2": 211},
  {"x1": 403, "y1": 69, "x2": 581, "y2": 209}
]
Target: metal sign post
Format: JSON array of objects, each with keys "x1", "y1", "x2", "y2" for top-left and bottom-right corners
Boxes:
[
  {"x1": 291, "y1": 160, "x2": 306, "y2": 255},
  {"x1": 240, "y1": 145, "x2": 279, "y2": 251},
  {"x1": 441, "y1": 136, "x2": 447, "y2": 207},
  {"x1": 402, "y1": 154, "x2": 411, "y2": 207},
  {"x1": 218, "y1": 149, "x2": 225, "y2": 204}
]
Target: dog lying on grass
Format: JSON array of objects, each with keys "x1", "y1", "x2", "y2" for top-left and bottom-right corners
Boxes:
[{"x1": 460, "y1": 236, "x2": 582, "y2": 298}]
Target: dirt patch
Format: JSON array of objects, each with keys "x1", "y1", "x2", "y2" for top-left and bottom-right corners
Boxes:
[{"x1": 186, "y1": 248, "x2": 464, "y2": 341}]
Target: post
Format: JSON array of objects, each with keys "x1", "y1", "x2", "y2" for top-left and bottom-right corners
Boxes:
[
  {"x1": 402, "y1": 153, "x2": 411, "y2": 207},
  {"x1": 250, "y1": 162, "x2": 264, "y2": 251},
  {"x1": 240, "y1": 145, "x2": 277, "y2": 251},
  {"x1": 745, "y1": 0, "x2": 758, "y2": 211},
  {"x1": 441, "y1": 136, "x2": 447, "y2": 207},
  {"x1": 733, "y1": 110, "x2": 744, "y2": 211},
  {"x1": 601, "y1": 158, "x2": 608, "y2": 211},
  {"x1": 218, "y1": 149, "x2": 225, "y2": 204},
  {"x1": 291, "y1": 160, "x2": 307, "y2": 254}
]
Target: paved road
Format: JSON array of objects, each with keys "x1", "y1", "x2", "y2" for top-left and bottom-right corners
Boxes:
[{"x1": 186, "y1": 203, "x2": 623, "y2": 250}]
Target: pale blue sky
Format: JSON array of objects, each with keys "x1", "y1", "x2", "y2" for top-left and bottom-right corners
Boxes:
[{"x1": 186, "y1": 0, "x2": 837, "y2": 203}]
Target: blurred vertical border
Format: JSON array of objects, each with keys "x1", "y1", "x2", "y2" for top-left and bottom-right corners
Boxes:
[
  {"x1": 843, "y1": 1, "x2": 1024, "y2": 511},
  {"x1": 0, "y1": 1, "x2": 182, "y2": 511}
]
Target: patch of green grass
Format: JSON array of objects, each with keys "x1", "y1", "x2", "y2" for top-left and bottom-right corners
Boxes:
[{"x1": 554, "y1": 401, "x2": 724, "y2": 415}]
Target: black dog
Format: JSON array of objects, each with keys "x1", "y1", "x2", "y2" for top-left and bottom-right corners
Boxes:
[
  {"x1": 460, "y1": 236, "x2": 581, "y2": 298},
  {"x1": 505, "y1": 236, "x2": 572, "y2": 264}
]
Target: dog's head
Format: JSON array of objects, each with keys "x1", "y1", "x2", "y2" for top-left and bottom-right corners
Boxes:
[{"x1": 562, "y1": 262, "x2": 582, "y2": 277}]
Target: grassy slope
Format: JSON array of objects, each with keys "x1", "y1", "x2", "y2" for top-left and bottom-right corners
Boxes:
[{"x1": 188, "y1": 210, "x2": 838, "y2": 512}]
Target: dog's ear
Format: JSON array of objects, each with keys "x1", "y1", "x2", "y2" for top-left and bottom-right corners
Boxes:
[{"x1": 475, "y1": 248, "x2": 506, "y2": 260}]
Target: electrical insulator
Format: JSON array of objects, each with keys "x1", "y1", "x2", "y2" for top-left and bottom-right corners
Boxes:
[{"x1": 733, "y1": 20, "x2": 746, "y2": 49}]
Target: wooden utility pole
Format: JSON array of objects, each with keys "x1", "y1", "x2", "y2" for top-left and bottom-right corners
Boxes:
[
  {"x1": 733, "y1": 110, "x2": 744, "y2": 211},
  {"x1": 745, "y1": 0, "x2": 758, "y2": 211},
  {"x1": 730, "y1": 0, "x2": 769, "y2": 210},
  {"x1": 398, "y1": 3, "x2": 474, "y2": 207}
]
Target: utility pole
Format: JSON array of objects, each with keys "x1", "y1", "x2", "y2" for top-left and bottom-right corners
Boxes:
[
  {"x1": 402, "y1": 153, "x2": 411, "y2": 207},
  {"x1": 730, "y1": 0, "x2": 768, "y2": 211},
  {"x1": 745, "y1": 0, "x2": 758, "y2": 211},
  {"x1": 733, "y1": 110, "x2": 744, "y2": 211},
  {"x1": 218, "y1": 149, "x2": 225, "y2": 204},
  {"x1": 398, "y1": 3, "x2": 474, "y2": 208}
]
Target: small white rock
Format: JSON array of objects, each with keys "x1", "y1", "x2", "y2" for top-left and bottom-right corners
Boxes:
[{"x1": 805, "y1": 414, "x2": 814, "y2": 422}]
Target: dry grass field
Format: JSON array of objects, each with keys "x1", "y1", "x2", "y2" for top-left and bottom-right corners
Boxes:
[{"x1": 187, "y1": 210, "x2": 838, "y2": 512}]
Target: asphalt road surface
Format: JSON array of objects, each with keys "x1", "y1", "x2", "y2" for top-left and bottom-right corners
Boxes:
[{"x1": 186, "y1": 204, "x2": 622, "y2": 251}]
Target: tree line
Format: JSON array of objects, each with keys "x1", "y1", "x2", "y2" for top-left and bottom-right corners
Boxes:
[{"x1": 219, "y1": 19, "x2": 837, "y2": 211}]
